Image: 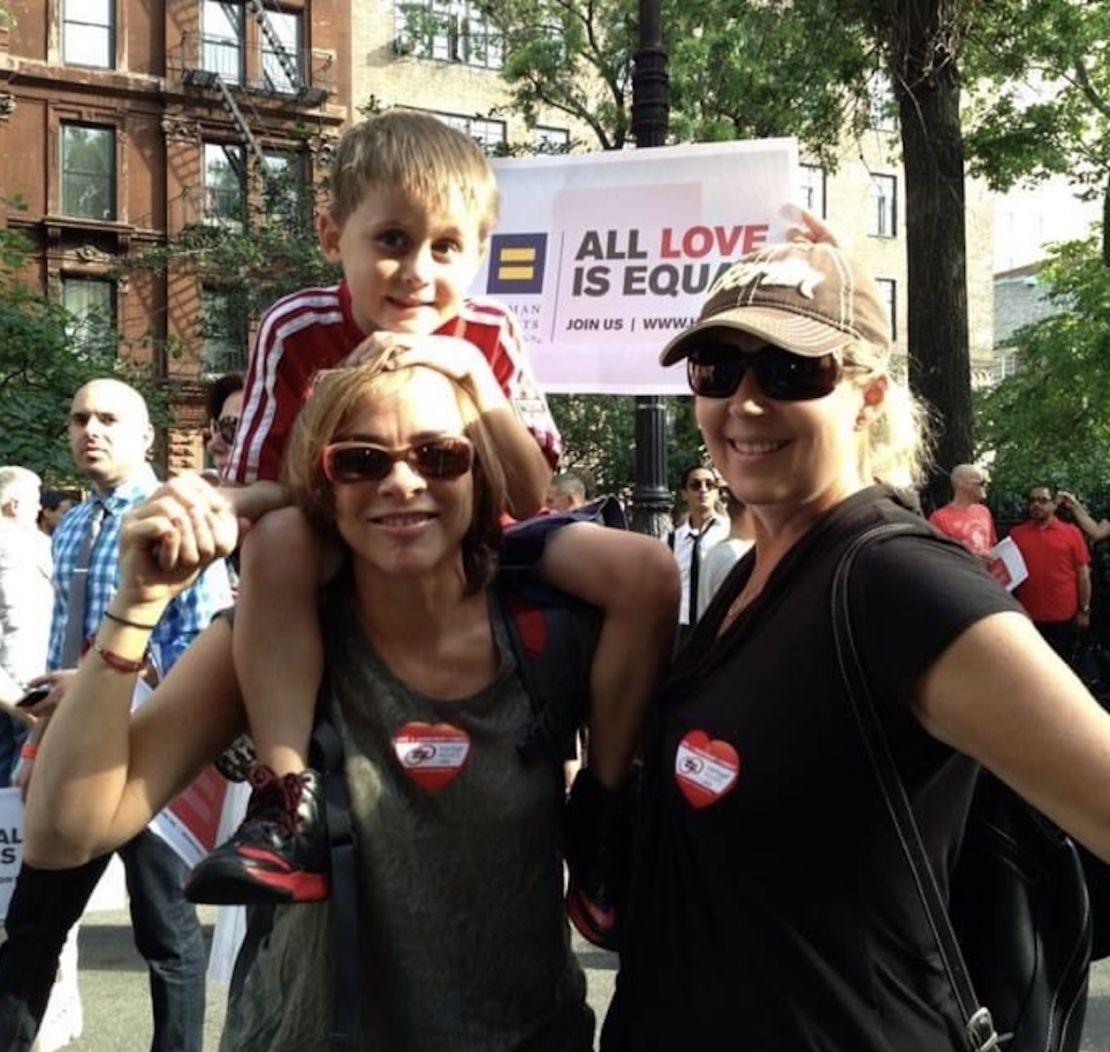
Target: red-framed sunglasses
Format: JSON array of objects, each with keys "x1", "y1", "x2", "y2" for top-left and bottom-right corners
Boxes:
[{"x1": 321, "y1": 437, "x2": 475, "y2": 484}]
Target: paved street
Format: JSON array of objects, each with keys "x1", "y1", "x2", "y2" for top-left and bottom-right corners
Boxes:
[{"x1": 20, "y1": 903, "x2": 1110, "y2": 1050}]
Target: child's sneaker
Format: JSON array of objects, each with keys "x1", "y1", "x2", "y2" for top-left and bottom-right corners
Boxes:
[
  {"x1": 185, "y1": 766, "x2": 329, "y2": 905},
  {"x1": 563, "y1": 768, "x2": 627, "y2": 951}
]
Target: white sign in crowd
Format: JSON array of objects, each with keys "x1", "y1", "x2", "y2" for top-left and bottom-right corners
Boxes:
[{"x1": 475, "y1": 138, "x2": 799, "y2": 395}]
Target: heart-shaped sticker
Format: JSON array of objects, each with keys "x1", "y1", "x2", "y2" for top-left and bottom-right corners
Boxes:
[
  {"x1": 392, "y1": 722, "x2": 471, "y2": 792},
  {"x1": 674, "y1": 730, "x2": 740, "y2": 809}
]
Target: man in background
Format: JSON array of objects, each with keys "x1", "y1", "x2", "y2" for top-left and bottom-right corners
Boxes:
[
  {"x1": 929, "y1": 464, "x2": 997, "y2": 558},
  {"x1": 0, "y1": 467, "x2": 52, "y2": 783},
  {"x1": 670, "y1": 465, "x2": 729, "y2": 647},
  {"x1": 1009, "y1": 484, "x2": 1091, "y2": 661}
]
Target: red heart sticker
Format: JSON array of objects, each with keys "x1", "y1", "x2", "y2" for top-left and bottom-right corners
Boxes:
[
  {"x1": 392, "y1": 722, "x2": 471, "y2": 792},
  {"x1": 674, "y1": 730, "x2": 740, "y2": 809}
]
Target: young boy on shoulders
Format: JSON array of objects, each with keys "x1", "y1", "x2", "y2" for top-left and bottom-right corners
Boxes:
[{"x1": 188, "y1": 111, "x2": 678, "y2": 950}]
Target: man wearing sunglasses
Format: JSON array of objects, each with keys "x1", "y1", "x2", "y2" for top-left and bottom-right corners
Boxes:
[
  {"x1": 928, "y1": 464, "x2": 997, "y2": 560},
  {"x1": 1008, "y1": 484, "x2": 1092, "y2": 660},
  {"x1": 669, "y1": 465, "x2": 730, "y2": 647}
]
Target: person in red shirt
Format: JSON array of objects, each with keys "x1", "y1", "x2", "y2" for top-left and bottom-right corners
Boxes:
[
  {"x1": 928, "y1": 463, "x2": 997, "y2": 558},
  {"x1": 187, "y1": 113, "x2": 677, "y2": 951},
  {"x1": 1008, "y1": 484, "x2": 1092, "y2": 660}
]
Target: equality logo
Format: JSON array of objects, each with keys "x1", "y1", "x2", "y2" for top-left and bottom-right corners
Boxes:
[{"x1": 486, "y1": 233, "x2": 547, "y2": 295}]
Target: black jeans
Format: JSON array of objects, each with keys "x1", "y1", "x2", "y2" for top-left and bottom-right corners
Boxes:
[{"x1": 0, "y1": 830, "x2": 206, "y2": 1052}]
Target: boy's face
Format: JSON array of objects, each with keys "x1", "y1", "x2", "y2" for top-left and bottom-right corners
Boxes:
[{"x1": 320, "y1": 185, "x2": 487, "y2": 336}]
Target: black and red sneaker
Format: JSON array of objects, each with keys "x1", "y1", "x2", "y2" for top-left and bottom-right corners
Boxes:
[
  {"x1": 185, "y1": 765, "x2": 329, "y2": 905},
  {"x1": 563, "y1": 768, "x2": 627, "y2": 952}
]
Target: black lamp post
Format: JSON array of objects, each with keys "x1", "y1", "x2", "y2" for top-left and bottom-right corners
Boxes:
[{"x1": 628, "y1": 0, "x2": 672, "y2": 538}]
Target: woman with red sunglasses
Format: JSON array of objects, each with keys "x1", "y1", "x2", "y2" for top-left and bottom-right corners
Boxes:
[
  {"x1": 22, "y1": 356, "x2": 594, "y2": 1050},
  {"x1": 602, "y1": 235, "x2": 1110, "y2": 1051}
]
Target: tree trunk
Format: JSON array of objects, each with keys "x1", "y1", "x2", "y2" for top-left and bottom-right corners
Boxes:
[
  {"x1": 880, "y1": 1, "x2": 972, "y2": 513},
  {"x1": 1103, "y1": 176, "x2": 1109, "y2": 268}
]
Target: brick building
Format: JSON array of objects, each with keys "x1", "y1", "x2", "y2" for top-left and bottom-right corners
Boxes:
[{"x1": 0, "y1": 0, "x2": 350, "y2": 470}]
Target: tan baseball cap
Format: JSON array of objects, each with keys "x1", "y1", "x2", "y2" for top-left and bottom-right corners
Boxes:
[{"x1": 659, "y1": 241, "x2": 891, "y2": 365}]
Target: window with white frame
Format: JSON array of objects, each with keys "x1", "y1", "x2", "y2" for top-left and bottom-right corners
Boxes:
[
  {"x1": 799, "y1": 164, "x2": 826, "y2": 219},
  {"x1": 63, "y1": 0, "x2": 114, "y2": 69},
  {"x1": 398, "y1": 1, "x2": 504, "y2": 70},
  {"x1": 432, "y1": 111, "x2": 506, "y2": 154},
  {"x1": 875, "y1": 277, "x2": 897, "y2": 340},
  {"x1": 202, "y1": 0, "x2": 244, "y2": 85},
  {"x1": 1000, "y1": 350, "x2": 1021, "y2": 380},
  {"x1": 204, "y1": 142, "x2": 246, "y2": 226},
  {"x1": 62, "y1": 277, "x2": 116, "y2": 350},
  {"x1": 61, "y1": 124, "x2": 116, "y2": 220},
  {"x1": 868, "y1": 71, "x2": 898, "y2": 132},
  {"x1": 533, "y1": 126, "x2": 570, "y2": 154},
  {"x1": 868, "y1": 174, "x2": 897, "y2": 238},
  {"x1": 261, "y1": 8, "x2": 302, "y2": 94},
  {"x1": 200, "y1": 287, "x2": 247, "y2": 374}
]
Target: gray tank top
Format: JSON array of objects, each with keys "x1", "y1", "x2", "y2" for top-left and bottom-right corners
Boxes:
[{"x1": 221, "y1": 586, "x2": 592, "y2": 1051}]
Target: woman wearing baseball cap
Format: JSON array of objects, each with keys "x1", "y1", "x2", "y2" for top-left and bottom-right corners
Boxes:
[{"x1": 602, "y1": 232, "x2": 1110, "y2": 1050}]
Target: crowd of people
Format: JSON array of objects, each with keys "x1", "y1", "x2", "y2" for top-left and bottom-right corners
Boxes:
[{"x1": 0, "y1": 109, "x2": 1108, "y2": 1052}]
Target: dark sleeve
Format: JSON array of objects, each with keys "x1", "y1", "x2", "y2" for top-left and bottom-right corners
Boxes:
[{"x1": 851, "y1": 532, "x2": 1025, "y2": 707}]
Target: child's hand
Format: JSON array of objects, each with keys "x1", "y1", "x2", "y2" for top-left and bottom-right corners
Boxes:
[
  {"x1": 118, "y1": 475, "x2": 238, "y2": 613},
  {"x1": 340, "y1": 331, "x2": 402, "y2": 367},
  {"x1": 780, "y1": 204, "x2": 848, "y2": 249}
]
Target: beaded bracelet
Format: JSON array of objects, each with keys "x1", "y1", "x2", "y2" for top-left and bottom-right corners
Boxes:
[
  {"x1": 92, "y1": 641, "x2": 148, "y2": 675},
  {"x1": 104, "y1": 610, "x2": 158, "y2": 630}
]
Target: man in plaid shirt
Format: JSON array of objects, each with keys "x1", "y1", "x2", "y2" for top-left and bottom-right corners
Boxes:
[{"x1": 0, "y1": 379, "x2": 231, "y2": 1052}]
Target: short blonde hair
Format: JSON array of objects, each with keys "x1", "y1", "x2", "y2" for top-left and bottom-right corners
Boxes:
[
  {"x1": 329, "y1": 110, "x2": 500, "y2": 238},
  {"x1": 0, "y1": 466, "x2": 41, "y2": 507},
  {"x1": 282, "y1": 357, "x2": 508, "y2": 593},
  {"x1": 845, "y1": 341, "x2": 933, "y2": 490}
]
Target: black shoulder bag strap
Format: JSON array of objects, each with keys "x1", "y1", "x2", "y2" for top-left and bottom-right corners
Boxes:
[{"x1": 830, "y1": 522, "x2": 1001, "y2": 1052}]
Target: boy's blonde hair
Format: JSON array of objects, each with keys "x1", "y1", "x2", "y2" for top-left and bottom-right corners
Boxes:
[
  {"x1": 283, "y1": 355, "x2": 508, "y2": 593},
  {"x1": 329, "y1": 110, "x2": 500, "y2": 238}
]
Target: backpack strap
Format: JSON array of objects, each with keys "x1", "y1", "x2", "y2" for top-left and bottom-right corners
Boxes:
[
  {"x1": 492, "y1": 573, "x2": 600, "y2": 763},
  {"x1": 310, "y1": 692, "x2": 359, "y2": 1052},
  {"x1": 830, "y1": 522, "x2": 1001, "y2": 1052}
]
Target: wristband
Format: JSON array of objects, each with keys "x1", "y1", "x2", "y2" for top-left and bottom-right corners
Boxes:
[
  {"x1": 92, "y1": 641, "x2": 148, "y2": 674},
  {"x1": 104, "y1": 610, "x2": 158, "y2": 630},
  {"x1": 19, "y1": 743, "x2": 37, "y2": 761},
  {"x1": 1080, "y1": 606, "x2": 1091, "y2": 615}
]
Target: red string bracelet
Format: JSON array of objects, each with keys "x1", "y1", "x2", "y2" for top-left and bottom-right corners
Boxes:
[
  {"x1": 92, "y1": 642, "x2": 147, "y2": 674},
  {"x1": 19, "y1": 742, "x2": 38, "y2": 761}
]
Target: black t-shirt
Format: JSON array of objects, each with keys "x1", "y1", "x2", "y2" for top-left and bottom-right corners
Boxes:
[{"x1": 602, "y1": 488, "x2": 1023, "y2": 1052}]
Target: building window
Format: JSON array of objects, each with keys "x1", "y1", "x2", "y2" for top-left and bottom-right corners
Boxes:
[
  {"x1": 398, "y1": 1, "x2": 504, "y2": 70},
  {"x1": 868, "y1": 71, "x2": 898, "y2": 132},
  {"x1": 875, "y1": 277, "x2": 897, "y2": 340},
  {"x1": 261, "y1": 148, "x2": 307, "y2": 226},
  {"x1": 260, "y1": 9, "x2": 303, "y2": 94},
  {"x1": 799, "y1": 164, "x2": 826, "y2": 219},
  {"x1": 431, "y1": 111, "x2": 506, "y2": 154},
  {"x1": 868, "y1": 174, "x2": 897, "y2": 238},
  {"x1": 202, "y1": 0, "x2": 244, "y2": 85},
  {"x1": 999, "y1": 350, "x2": 1021, "y2": 380},
  {"x1": 60, "y1": 124, "x2": 116, "y2": 221},
  {"x1": 200, "y1": 288, "x2": 247, "y2": 374},
  {"x1": 534, "y1": 126, "x2": 570, "y2": 154},
  {"x1": 63, "y1": 0, "x2": 114, "y2": 69},
  {"x1": 62, "y1": 277, "x2": 116, "y2": 350},
  {"x1": 204, "y1": 142, "x2": 246, "y2": 226}
]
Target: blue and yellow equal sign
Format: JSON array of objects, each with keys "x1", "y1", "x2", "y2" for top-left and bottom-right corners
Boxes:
[{"x1": 487, "y1": 233, "x2": 547, "y2": 295}]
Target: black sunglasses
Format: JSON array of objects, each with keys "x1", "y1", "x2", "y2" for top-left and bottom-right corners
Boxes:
[
  {"x1": 322, "y1": 437, "x2": 474, "y2": 484},
  {"x1": 686, "y1": 341, "x2": 852, "y2": 401}
]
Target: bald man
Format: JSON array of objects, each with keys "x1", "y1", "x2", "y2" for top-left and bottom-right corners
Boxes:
[
  {"x1": 929, "y1": 464, "x2": 998, "y2": 558},
  {"x1": 0, "y1": 379, "x2": 231, "y2": 1052}
]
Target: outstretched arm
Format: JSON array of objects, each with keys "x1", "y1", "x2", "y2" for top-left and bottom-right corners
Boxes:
[
  {"x1": 24, "y1": 476, "x2": 245, "y2": 867},
  {"x1": 913, "y1": 611, "x2": 1110, "y2": 863},
  {"x1": 1058, "y1": 491, "x2": 1110, "y2": 543}
]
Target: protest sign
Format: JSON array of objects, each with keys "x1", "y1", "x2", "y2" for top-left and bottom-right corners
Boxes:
[{"x1": 477, "y1": 139, "x2": 798, "y2": 394}]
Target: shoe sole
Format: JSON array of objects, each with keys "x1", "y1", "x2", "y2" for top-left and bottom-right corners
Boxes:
[{"x1": 185, "y1": 856, "x2": 328, "y2": 906}]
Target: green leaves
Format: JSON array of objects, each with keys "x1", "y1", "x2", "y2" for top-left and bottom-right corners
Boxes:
[{"x1": 975, "y1": 238, "x2": 1110, "y2": 497}]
